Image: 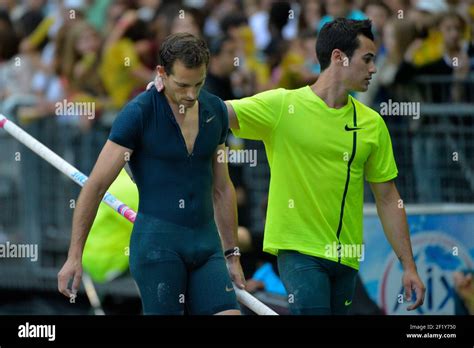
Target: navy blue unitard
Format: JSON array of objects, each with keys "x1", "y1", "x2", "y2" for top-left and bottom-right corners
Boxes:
[{"x1": 108, "y1": 88, "x2": 239, "y2": 314}]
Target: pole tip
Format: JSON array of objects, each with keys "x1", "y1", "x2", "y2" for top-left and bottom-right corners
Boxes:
[{"x1": 0, "y1": 115, "x2": 6, "y2": 128}]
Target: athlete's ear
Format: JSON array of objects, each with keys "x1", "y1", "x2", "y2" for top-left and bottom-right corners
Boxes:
[
  {"x1": 156, "y1": 65, "x2": 167, "y2": 79},
  {"x1": 332, "y1": 49, "x2": 346, "y2": 66}
]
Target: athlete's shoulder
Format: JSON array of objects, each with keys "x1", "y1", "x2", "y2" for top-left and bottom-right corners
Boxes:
[
  {"x1": 237, "y1": 87, "x2": 289, "y2": 106},
  {"x1": 256, "y1": 87, "x2": 289, "y2": 98},
  {"x1": 284, "y1": 86, "x2": 312, "y2": 99},
  {"x1": 123, "y1": 88, "x2": 167, "y2": 120},
  {"x1": 198, "y1": 88, "x2": 222, "y2": 103},
  {"x1": 134, "y1": 88, "x2": 158, "y2": 110},
  {"x1": 198, "y1": 88, "x2": 226, "y2": 113},
  {"x1": 351, "y1": 96, "x2": 382, "y2": 120}
]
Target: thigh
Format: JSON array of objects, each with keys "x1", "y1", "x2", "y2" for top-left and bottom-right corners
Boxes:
[
  {"x1": 130, "y1": 247, "x2": 187, "y2": 315},
  {"x1": 330, "y1": 264, "x2": 358, "y2": 315},
  {"x1": 129, "y1": 216, "x2": 188, "y2": 315},
  {"x1": 277, "y1": 250, "x2": 331, "y2": 315},
  {"x1": 186, "y1": 251, "x2": 240, "y2": 315}
]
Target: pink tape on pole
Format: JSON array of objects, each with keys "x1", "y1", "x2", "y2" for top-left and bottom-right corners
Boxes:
[
  {"x1": 124, "y1": 209, "x2": 136, "y2": 222},
  {"x1": 0, "y1": 118, "x2": 6, "y2": 128},
  {"x1": 117, "y1": 204, "x2": 136, "y2": 222}
]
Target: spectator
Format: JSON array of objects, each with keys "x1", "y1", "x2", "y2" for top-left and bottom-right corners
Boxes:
[
  {"x1": 358, "y1": 17, "x2": 418, "y2": 107},
  {"x1": 169, "y1": 6, "x2": 204, "y2": 37},
  {"x1": 395, "y1": 11, "x2": 473, "y2": 203},
  {"x1": 248, "y1": 0, "x2": 275, "y2": 50},
  {"x1": 297, "y1": 0, "x2": 323, "y2": 34},
  {"x1": 203, "y1": 0, "x2": 240, "y2": 37},
  {"x1": 221, "y1": 12, "x2": 268, "y2": 95},
  {"x1": 264, "y1": 1, "x2": 292, "y2": 69},
  {"x1": 60, "y1": 21, "x2": 109, "y2": 131},
  {"x1": 0, "y1": 10, "x2": 20, "y2": 102},
  {"x1": 396, "y1": 11, "x2": 473, "y2": 101},
  {"x1": 406, "y1": 0, "x2": 448, "y2": 66},
  {"x1": 205, "y1": 34, "x2": 238, "y2": 100},
  {"x1": 100, "y1": 11, "x2": 154, "y2": 108},
  {"x1": 363, "y1": 0, "x2": 391, "y2": 54},
  {"x1": 318, "y1": 0, "x2": 367, "y2": 32},
  {"x1": 220, "y1": 12, "x2": 248, "y2": 39}
]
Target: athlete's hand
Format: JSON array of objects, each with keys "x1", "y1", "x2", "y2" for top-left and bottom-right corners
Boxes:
[
  {"x1": 227, "y1": 256, "x2": 246, "y2": 289},
  {"x1": 58, "y1": 257, "x2": 83, "y2": 300},
  {"x1": 453, "y1": 271, "x2": 474, "y2": 314},
  {"x1": 402, "y1": 268, "x2": 426, "y2": 311},
  {"x1": 146, "y1": 74, "x2": 164, "y2": 92}
]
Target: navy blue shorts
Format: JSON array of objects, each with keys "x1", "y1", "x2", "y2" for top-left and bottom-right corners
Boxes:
[
  {"x1": 278, "y1": 250, "x2": 358, "y2": 315},
  {"x1": 129, "y1": 213, "x2": 239, "y2": 315}
]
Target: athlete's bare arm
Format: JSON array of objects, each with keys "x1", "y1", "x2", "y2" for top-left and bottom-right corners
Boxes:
[
  {"x1": 224, "y1": 101, "x2": 240, "y2": 130},
  {"x1": 370, "y1": 180, "x2": 426, "y2": 311},
  {"x1": 212, "y1": 143, "x2": 245, "y2": 289},
  {"x1": 58, "y1": 140, "x2": 132, "y2": 298}
]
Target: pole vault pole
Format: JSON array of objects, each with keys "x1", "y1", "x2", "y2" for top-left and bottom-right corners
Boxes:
[{"x1": 0, "y1": 114, "x2": 278, "y2": 315}]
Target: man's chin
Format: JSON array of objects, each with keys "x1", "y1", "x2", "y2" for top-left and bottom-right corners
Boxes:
[
  {"x1": 182, "y1": 100, "x2": 196, "y2": 107},
  {"x1": 353, "y1": 85, "x2": 369, "y2": 93}
]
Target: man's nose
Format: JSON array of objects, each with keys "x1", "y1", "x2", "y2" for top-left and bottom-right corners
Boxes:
[
  {"x1": 186, "y1": 88, "x2": 197, "y2": 100},
  {"x1": 370, "y1": 63, "x2": 377, "y2": 74}
]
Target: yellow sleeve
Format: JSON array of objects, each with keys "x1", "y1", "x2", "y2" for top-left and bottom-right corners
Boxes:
[
  {"x1": 229, "y1": 89, "x2": 285, "y2": 141},
  {"x1": 365, "y1": 116, "x2": 399, "y2": 182}
]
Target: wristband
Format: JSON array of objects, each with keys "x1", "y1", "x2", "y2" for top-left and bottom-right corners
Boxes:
[{"x1": 224, "y1": 246, "x2": 241, "y2": 259}]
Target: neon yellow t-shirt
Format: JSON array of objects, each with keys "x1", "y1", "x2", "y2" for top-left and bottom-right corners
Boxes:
[{"x1": 229, "y1": 86, "x2": 398, "y2": 270}]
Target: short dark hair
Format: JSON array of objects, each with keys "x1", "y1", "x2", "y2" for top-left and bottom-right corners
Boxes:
[
  {"x1": 159, "y1": 33, "x2": 210, "y2": 75},
  {"x1": 269, "y1": 1, "x2": 292, "y2": 31},
  {"x1": 316, "y1": 18, "x2": 374, "y2": 71},
  {"x1": 220, "y1": 13, "x2": 247, "y2": 35},
  {"x1": 363, "y1": 0, "x2": 392, "y2": 16},
  {"x1": 208, "y1": 34, "x2": 233, "y2": 56}
]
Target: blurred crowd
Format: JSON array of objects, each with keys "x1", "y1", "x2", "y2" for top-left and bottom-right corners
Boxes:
[
  {"x1": 0, "y1": 0, "x2": 473, "y2": 312},
  {"x1": 0, "y1": 0, "x2": 473, "y2": 125}
]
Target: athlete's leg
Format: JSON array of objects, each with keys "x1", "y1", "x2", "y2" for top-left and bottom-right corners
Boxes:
[
  {"x1": 330, "y1": 263, "x2": 358, "y2": 315},
  {"x1": 277, "y1": 250, "x2": 332, "y2": 315},
  {"x1": 215, "y1": 309, "x2": 241, "y2": 315},
  {"x1": 130, "y1": 247, "x2": 187, "y2": 314},
  {"x1": 129, "y1": 215, "x2": 187, "y2": 315},
  {"x1": 186, "y1": 250, "x2": 241, "y2": 315},
  {"x1": 185, "y1": 221, "x2": 240, "y2": 315}
]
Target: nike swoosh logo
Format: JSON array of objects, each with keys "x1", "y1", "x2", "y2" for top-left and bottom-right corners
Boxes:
[
  {"x1": 345, "y1": 125, "x2": 362, "y2": 131},
  {"x1": 206, "y1": 115, "x2": 216, "y2": 123},
  {"x1": 345, "y1": 300, "x2": 352, "y2": 306},
  {"x1": 225, "y1": 285, "x2": 234, "y2": 292}
]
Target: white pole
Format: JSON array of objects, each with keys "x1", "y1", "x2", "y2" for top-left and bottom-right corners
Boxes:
[
  {"x1": 82, "y1": 273, "x2": 105, "y2": 315},
  {"x1": 234, "y1": 286, "x2": 278, "y2": 315},
  {"x1": 0, "y1": 114, "x2": 278, "y2": 315},
  {"x1": 0, "y1": 114, "x2": 136, "y2": 222}
]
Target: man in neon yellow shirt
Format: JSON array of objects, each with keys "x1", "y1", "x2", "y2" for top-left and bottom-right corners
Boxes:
[{"x1": 225, "y1": 18, "x2": 425, "y2": 314}]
